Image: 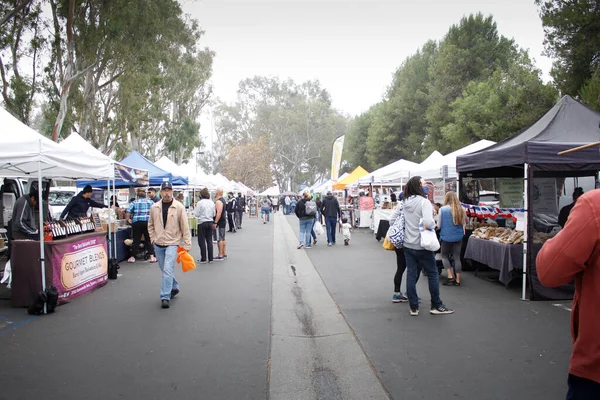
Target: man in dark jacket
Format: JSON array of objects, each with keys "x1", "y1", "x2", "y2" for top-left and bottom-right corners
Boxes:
[
  {"x1": 60, "y1": 185, "x2": 107, "y2": 219},
  {"x1": 147, "y1": 187, "x2": 161, "y2": 203},
  {"x1": 315, "y1": 196, "x2": 323, "y2": 225},
  {"x1": 558, "y1": 187, "x2": 584, "y2": 228},
  {"x1": 321, "y1": 191, "x2": 341, "y2": 246},
  {"x1": 235, "y1": 193, "x2": 245, "y2": 229},
  {"x1": 226, "y1": 192, "x2": 237, "y2": 232},
  {"x1": 11, "y1": 190, "x2": 39, "y2": 240}
]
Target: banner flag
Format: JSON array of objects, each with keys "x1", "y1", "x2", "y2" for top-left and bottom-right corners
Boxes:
[
  {"x1": 331, "y1": 135, "x2": 345, "y2": 181},
  {"x1": 114, "y1": 163, "x2": 149, "y2": 186}
]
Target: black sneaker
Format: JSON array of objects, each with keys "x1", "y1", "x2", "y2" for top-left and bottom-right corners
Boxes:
[
  {"x1": 410, "y1": 306, "x2": 419, "y2": 316},
  {"x1": 430, "y1": 304, "x2": 454, "y2": 315},
  {"x1": 214, "y1": 256, "x2": 226, "y2": 261},
  {"x1": 170, "y1": 289, "x2": 179, "y2": 299},
  {"x1": 161, "y1": 300, "x2": 170, "y2": 309},
  {"x1": 198, "y1": 260, "x2": 207, "y2": 264}
]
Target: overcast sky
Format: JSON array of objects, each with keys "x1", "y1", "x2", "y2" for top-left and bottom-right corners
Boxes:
[{"x1": 181, "y1": 0, "x2": 553, "y2": 149}]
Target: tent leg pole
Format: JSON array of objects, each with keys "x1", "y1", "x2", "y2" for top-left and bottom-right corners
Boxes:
[
  {"x1": 522, "y1": 163, "x2": 529, "y2": 301},
  {"x1": 38, "y1": 160, "x2": 47, "y2": 314},
  {"x1": 113, "y1": 179, "x2": 116, "y2": 259},
  {"x1": 107, "y1": 178, "x2": 111, "y2": 260}
]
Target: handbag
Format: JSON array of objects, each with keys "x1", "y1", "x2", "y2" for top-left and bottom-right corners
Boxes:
[
  {"x1": 419, "y1": 219, "x2": 440, "y2": 252},
  {"x1": 313, "y1": 221, "x2": 324, "y2": 236},
  {"x1": 177, "y1": 246, "x2": 196, "y2": 272},
  {"x1": 382, "y1": 236, "x2": 396, "y2": 251},
  {"x1": 387, "y1": 201, "x2": 405, "y2": 248}
]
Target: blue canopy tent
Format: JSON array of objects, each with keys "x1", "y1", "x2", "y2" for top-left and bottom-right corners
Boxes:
[{"x1": 77, "y1": 151, "x2": 188, "y2": 188}]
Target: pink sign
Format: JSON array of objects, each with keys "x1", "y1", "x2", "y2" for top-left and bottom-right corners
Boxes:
[
  {"x1": 48, "y1": 233, "x2": 108, "y2": 304},
  {"x1": 360, "y1": 196, "x2": 374, "y2": 211}
]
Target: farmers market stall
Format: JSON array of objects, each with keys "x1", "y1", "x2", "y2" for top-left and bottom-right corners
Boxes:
[
  {"x1": 0, "y1": 107, "x2": 113, "y2": 310},
  {"x1": 11, "y1": 231, "x2": 108, "y2": 307},
  {"x1": 457, "y1": 95, "x2": 600, "y2": 300}
]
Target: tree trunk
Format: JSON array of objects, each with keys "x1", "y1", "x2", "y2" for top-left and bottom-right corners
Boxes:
[
  {"x1": 50, "y1": 0, "x2": 75, "y2": 142},
  {"x1": 79, "y1": 67, "x2": 96, "y2": 141}
]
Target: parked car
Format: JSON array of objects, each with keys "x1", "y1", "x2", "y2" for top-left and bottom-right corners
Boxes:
[
  {"x1": 478, "y1": 190, "x2": 500, "y2": 207},
  {"x1": 48, "y1": 187, "x2": 78, "y2": 220}
]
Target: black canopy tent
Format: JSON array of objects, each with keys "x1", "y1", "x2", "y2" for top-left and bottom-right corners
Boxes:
[{"x1": 457, "y1": 95, "x2": 600, "y2": 300}]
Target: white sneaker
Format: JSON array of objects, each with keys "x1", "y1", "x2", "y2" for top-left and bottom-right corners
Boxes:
[{"x1": 430, "y1": 305, "x2": 454, "y2": 315}]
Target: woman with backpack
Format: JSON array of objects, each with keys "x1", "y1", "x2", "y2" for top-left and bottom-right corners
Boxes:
[
  {"x1": 438, "y1": 191, "x2": 466, "y2": 286},
  {"x1": 402, "y1": 176, "x2": 453, "y2": 316},
  {"x1": 295, "y1": 191, "x2": 316, "y2": 249}
]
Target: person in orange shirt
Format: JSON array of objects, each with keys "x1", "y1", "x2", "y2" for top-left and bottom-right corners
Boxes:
[{"x1": 537, "y1": 189, "x2": 600, "y2": 399}]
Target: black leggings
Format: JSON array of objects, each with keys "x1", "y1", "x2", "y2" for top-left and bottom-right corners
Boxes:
[{"x1": 394, "y1": 248, "x2": 420, "y2": 292}]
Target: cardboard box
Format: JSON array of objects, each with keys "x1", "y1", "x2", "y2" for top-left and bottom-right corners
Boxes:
[{"x1": 101, "y1": 222, "x2": 118, "y2": 232}]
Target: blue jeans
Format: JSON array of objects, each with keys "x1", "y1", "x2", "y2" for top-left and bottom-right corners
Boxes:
[
  {"x1": 567, "y1": 374, "x2": 600, "y2": 400},
  {"x1": 299, "y1": 219, "x2": 313, "y2": 246},
  {"x1": 404, "y1": 248, "x2": 442, "y2": 309},
  {"x1": 154, "y1": 245, "x2": 179, "y2": 300},
  {"x1": 325, "y1": 217, "x2": 338, "y2": 244}
]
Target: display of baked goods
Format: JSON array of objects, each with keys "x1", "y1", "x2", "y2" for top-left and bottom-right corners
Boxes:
[
  {"x1": 471, "y1": 227, "x2": 524, "y2": 244},
  {"x1": 472, "y1": 225, "x2": 563, "y2": 245}
]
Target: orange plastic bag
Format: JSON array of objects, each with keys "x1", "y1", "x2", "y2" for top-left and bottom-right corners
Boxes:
[
  {"x1": 382, "y1": 236, "x2": 396, "y2": 251},
  {"x1": 176, "y1": 246, "x2": 196, "y2": 272}
]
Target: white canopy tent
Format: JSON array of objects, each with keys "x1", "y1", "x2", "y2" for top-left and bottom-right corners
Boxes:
[
  {"x1": 154, "y1": 156, "x2": 189, "y2": 183},
  {"x1": 260, "y1": 186, "x2": 280, "y2": 196},
  {"x1": 405, "y1": 142, "x2": 495, "y2": 180},
  {"x1": 0, "y1": 108, "x2": 113, "y2": 311},
  {"x1": 1, "y1": 110, "x2": 112, "y2": 179},
  {"x1": 313, "y1": 179, "x2": 333, "y2": 194},
  {"x1": 357, "y1": 159, "x2": 418, "y2": 186},
  {"x1": 439, "y1": 140, "x2": 495, "y2": 177}
]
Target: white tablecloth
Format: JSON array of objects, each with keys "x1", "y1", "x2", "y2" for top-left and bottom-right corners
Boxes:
[{"x1": 372, "y1": 209, "x2": 393, "y2": 232}]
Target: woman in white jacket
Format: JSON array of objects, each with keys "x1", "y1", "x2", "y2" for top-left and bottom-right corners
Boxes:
[{"x1": 402, "y1": 176, "x2": 453, "y2": 316}]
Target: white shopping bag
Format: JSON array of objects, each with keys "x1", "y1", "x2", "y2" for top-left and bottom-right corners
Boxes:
[
  {"x1": 313, "y1": 221, "x2": 324, "y2": 236},
  {"x1": 419, "y1": 219, "x2": 440, "y2": 252},
  {"x1": 1, "y1": 260, "x2": 12, "y2": 288}
]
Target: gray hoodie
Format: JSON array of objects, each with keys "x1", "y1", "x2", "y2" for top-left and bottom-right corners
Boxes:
[{"x1": 393, "y1": 195, "x2": 435, "y2": 250}]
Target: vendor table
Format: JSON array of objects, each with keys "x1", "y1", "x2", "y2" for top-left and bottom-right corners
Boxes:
[
  {"x1": 11, "y1": 231, "x2": 108, "y2": 307},
  {"x1": 464, "y1": 237, "x2": 526, "y2": 286},
  {"x1": 373, "y1": 209, "x2": 393, "y2": 234}
]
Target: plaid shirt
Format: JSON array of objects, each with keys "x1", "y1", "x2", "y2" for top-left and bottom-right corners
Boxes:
[{"x1": 128, "y1": 198, "x2": 154, "y2": 223}]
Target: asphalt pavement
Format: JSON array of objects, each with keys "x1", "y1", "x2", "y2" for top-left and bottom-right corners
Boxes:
[
  {"x1": 0, "y1": 212, "x2": 573, "y2": 400},
  {"x1": 0, "y1": 217, "x2": 273, "y2": 400},
  {"x1": 285, "y1": 214, "x2": 572, "y2": 400}
]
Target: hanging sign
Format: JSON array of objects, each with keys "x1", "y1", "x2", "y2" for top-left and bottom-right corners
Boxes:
[
  {"x1": 531, "y1": 178, "x2": 557, "y2": 214},
  {"x1": 498, "y1": 179, "x2": 524, "y2": 208}
]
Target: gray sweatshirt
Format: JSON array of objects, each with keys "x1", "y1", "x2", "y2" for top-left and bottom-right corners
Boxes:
[{"x1": 395, "y1": 195, "x2": 435, "y2": 251}]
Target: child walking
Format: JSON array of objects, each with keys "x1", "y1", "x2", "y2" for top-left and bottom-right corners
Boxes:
[{"x1": 341, "y1": 217, "x2": 353, "y2": 245}]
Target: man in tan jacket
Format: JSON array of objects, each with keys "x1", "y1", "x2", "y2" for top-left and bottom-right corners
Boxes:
[{"x1": 148, "y1": 181, "x2": 192, "y2": 309}]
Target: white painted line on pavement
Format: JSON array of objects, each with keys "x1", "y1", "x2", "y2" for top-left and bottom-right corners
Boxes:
[{"x1": 553, "y1": 303, "x2": 572, "y2": 312}]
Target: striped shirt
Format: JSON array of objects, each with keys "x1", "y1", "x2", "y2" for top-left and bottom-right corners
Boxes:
[{"x1": 128, "y1": 198, "x2": 154, "y2": 223}]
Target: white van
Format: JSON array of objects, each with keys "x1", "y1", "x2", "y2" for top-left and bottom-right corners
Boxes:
[
  {"x1": 48, "y1": 186, "x2": 78, "y2": 220},
  {"x1": 0, "y1": 178, "x2": 53, "y2": 227}
]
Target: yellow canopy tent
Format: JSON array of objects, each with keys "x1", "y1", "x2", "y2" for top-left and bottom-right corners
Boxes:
[{"x1": 332, "y1": 166, "x2": 369, "y2": 190}]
